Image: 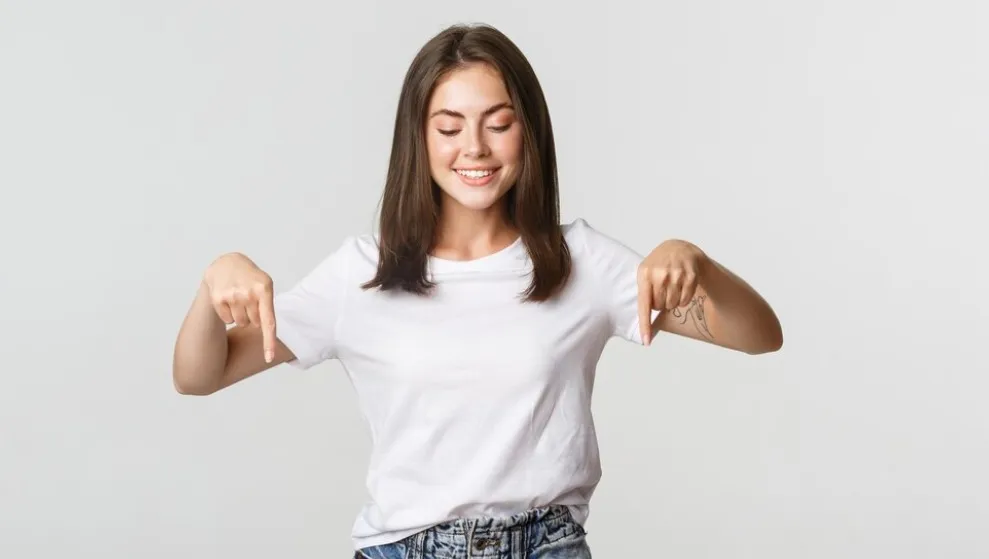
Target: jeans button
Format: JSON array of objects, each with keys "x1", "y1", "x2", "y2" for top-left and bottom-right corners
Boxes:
[{"x1": 474, "y1": 538, "x2": 497, "y2": 550}]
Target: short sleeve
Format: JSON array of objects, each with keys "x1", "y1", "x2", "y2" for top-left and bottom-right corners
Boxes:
[
  {"x1": 272, "y1": 238, "x2": 352, "y2": 369},
  {"x1": 568, "y1": 218, "x2": 656, "y2": 345}
]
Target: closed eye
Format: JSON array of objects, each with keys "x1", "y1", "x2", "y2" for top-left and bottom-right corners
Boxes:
[{"x1": 437, "y1": 124, "x2": 511, "y2": 136}]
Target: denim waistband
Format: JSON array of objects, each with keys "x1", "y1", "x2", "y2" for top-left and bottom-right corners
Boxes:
[
  {"x1": 423, "y1": 505, "x2": 584, "y2": 558},
  {"x1": 356, "y1": 505, "x2": 588, "y2": 559},
  {"x1": 430, "y1": 504, "x2": 573, "y2": 535}
]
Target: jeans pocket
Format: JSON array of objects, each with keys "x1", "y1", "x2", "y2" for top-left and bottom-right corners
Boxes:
[
  {"x1": 354, "y1": 539, "x2": 410, "y2": 559},
  {"x1": 531, "y1": 531, "x2": 592, "y2": 559}
]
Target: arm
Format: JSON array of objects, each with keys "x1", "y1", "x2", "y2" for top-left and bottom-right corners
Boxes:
[
  {"x1": 652, "y1": 258, "x2": 783, "y2": 354},
  {"x1": 172, "y1": 281, "x2": 294, "y2": 396},
  {"x1": 172, "y1": 239, "x2": 353, "y2": 395},
  {"x1": 636, "y1": 240, "x2": 783, "y2": 355}
]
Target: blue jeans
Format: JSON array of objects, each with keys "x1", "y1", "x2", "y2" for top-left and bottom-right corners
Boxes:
[{"x1": 355, "y1": 505, "x2": 592, "y2": 558}]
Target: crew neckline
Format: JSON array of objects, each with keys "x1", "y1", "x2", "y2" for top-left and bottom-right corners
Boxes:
[{"x1": 427, "y1": 235, "x2": 526, "y2": 274}]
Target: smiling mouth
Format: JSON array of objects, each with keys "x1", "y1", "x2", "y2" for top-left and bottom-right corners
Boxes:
[
  {"x1": 454, "y1": 168, "x2": 498, "y2": 179},
  {"x1": 453, "y1": 167, "x2": 500, "y2": 187}
]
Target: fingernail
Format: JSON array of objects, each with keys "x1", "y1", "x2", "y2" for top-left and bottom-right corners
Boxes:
[{"x1": 265, "y1": 350, "x2": 273, "y2": 363}]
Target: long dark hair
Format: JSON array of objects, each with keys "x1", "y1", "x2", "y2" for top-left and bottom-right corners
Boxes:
[{"x1": 361, "y1": 23, "x2": 571, "y2": 303}]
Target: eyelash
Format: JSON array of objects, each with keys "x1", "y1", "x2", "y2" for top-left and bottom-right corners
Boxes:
[{"x1": 438, "y1": 124, "x2": 512, "y2": 136}]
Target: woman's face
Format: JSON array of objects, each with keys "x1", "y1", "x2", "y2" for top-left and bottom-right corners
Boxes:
[{"x1": 425, "y1": 62, "x2": 523, "y2": 215}]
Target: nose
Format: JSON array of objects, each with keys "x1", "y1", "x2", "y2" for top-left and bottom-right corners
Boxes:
[{"x1": 463, "y1": 127, "x2": 490, "y2": 158}]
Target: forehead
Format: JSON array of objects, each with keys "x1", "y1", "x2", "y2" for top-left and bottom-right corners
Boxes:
[{"x1": 428, "y1": 63, "x2": 511, "y2": 112}]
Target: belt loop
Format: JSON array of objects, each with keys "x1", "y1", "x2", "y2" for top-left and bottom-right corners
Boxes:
[
  {"x1": 465, "y1": 519, "x2": 477, "y2": 559},
  {"x1": 411, "y1": 529, "x2": 426, "y2": 559}
]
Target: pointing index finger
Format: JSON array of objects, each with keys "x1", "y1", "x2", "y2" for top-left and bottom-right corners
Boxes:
[
  {"x1": 258, "y1": 289, "x2": 277, "y2": 363},
  {"x1": 637, "y1": 270, "x2": 653, "y2": 345}
]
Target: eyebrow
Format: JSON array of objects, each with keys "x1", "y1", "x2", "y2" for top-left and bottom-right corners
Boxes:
[{"x1": 428, "y1": 102, "x2": 514, "y2": 119}]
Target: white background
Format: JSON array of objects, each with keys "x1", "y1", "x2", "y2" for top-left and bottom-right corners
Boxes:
[{"x1": 1, "y1": 0, "x2": 987, "y2": 557}]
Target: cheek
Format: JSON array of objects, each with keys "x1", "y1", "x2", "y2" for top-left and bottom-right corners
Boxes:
[
  {"x1": 492, "y1": 130, "x2": 523, "y2": 164},
  {"x1": 427, "y1": 136, "x2": 459, "y2": 169}
]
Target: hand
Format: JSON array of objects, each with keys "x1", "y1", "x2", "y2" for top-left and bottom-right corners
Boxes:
[
  {"x1": 636, "y1": 239, "x2": 709, "y2": 345},
  {"x1": 203, "y1": 253, "x2": 277, "y2": 362}
]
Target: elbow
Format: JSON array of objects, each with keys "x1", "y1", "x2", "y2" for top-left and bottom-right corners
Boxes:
[
  {"x1": 746, "y1": 324, "x2": 783, "y2": 355},
  {"x1": 749, "y1": 338, "x2": 783, "y2": 355},
  {"x1": 172, "y1": 369, "x2": 218, "y2": 396}
]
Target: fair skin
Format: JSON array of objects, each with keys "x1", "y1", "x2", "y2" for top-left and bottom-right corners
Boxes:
[
  {"x1": 421, "y1": 65, "x2": 782, "y2": 353},
  {"x1": 171, "y1": 62, "x2": 780, "y2": 396},
  {"x1": 171, "y1": 63, "x2": 525, "y2": 396},
  {"x1": 171, "y1": 256, "x2": 292, "y2": 395},
  {"x1": 421, "y1": 63, "x2": 782, "y2": 353},
  {"x1": 425, "y1": 62, "x2": 522, "y2": 260},
  {"x1": 637, "y1": 241, "x2": 784, "y2": 354}
]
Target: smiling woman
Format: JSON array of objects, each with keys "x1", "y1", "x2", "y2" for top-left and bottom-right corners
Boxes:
[
  {"x1": 426, "y1": 67, "x2": 522, "y2": 220},
  {"x1": 171, "y1": 21, "x2": 782, "y2": 559},
  {"x1": 361, "y1": 26, "x2": 569, "y2": 302}
]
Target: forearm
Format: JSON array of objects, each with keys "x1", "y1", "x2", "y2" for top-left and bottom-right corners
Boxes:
[
  {"x1": 172, "y1": 282, "x2": 229, "y2": 394},
  {"x1": 699, "y1": 258, "x2": 783, "y2": 354}
]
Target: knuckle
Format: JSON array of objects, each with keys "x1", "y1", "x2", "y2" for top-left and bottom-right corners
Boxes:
[{"x1": 252, "y1": 281, "x2": 272, "y2": 297}]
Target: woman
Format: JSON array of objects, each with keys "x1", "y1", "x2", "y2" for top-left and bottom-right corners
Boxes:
[{"x1": 172, "y1": 23, "x2": 783, "y2": 559}]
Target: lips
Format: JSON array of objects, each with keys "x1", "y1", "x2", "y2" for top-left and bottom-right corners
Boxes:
[
  {"x1": 455, "y1": 168, "x2": 497, "y2": 178},
  {"x1": 453, "y1": 167, "x2": 500, "y2": 187}
]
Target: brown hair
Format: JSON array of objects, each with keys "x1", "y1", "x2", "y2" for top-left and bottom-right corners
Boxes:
[{"x1": 361, "y1": 23, "x2": 571, "y2": 302}]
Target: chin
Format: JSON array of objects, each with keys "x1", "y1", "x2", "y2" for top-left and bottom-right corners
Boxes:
[{"x1": 443, "y1": 188, "x2": 508, "y2": 212}]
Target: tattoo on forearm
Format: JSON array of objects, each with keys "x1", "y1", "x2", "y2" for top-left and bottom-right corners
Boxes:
[{"x1": 671, "y1": 295, "x2": 715, "y2": 340}]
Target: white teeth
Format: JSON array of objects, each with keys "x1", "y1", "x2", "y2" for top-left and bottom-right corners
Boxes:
[{"x1": 456, "y1": 169, "x2": 494, "y2": 178}]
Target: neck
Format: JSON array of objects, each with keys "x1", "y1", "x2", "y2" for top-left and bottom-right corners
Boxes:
[{"x1": 432, "y1": 199, "x2": 517, "y2": 261}]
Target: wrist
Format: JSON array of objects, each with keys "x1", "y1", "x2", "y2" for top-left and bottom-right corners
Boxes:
[{"x1": 697, "y1": 255, "x2": 724, "y2": 296}]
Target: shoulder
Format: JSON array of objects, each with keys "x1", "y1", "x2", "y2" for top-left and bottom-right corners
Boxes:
[
  {"x1": 562, "y1": 217, "x2": 642, "y2": 262},
  {"x1": 348, "y1": 232, "x2": 381, "y2": 267},
  {"x1": 561, "y1": 217, "x2": 595, "y2": 255},
  {"x1": 562, "y1": 217, "x2": 590, "y2": 243},
  {"x1": 291, "y1": 232, "x2": 378, "y2": 286},
  {"x1": 316, "y1": 232, "x2": 379, "y2": 264},
  {"x1": 559, "y1": 219, "x2": 646, "y2": 339}
]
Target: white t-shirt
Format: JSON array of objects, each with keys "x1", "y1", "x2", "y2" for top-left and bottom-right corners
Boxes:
[{"x1": 273, "y1": 218, "x2": 650, "y2": 549}]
